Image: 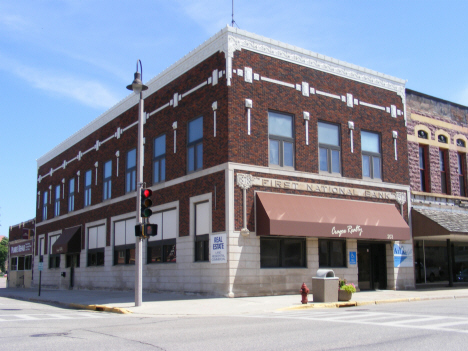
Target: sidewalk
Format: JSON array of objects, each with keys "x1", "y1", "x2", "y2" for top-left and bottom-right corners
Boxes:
[{"x1": 1, "y1": 278, "x2": 468, "y2": 316}]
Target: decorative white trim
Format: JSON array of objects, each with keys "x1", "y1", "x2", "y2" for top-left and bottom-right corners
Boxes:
[
  {"x1": 172, "y1": 121, "x2": 177, "y2": 154},
  {"x1": 62, "y1": 178, "x2": 65, "y2": 199},
  {"x1": 212, "y1": 69, "x2": 218, "y2": 86},
  {"x1": 347, "y1": 93, "x2": 353, "y2": 108},
  {"x1": 261, "y1": 76, "x2": 295, "y2": 88},
  {"x1": 245, "y1": 99, "x2": 253, "y2": 135},
  {"x1": 348, "y1": 121, "x2": 355, "y2": 153},
  {"x1": 302, "y1": 82, "x2": 309, "y2": 97},
  {"x1": 359, "y1": 101, "x2": 386, "y2": 111},
  {"x1": 212, "y1": 101, "x2": 218, "y2": 137},
  {"x1": 245, "y1": 67, "x2": 252, "y2": 83},
  {"x1": 393, "y1": 131, "x2": 398, "y2": 161},
  {"x1": 316, "y1": 90, "x2": 341, "y2": 100},
  {"x1": 303, "y1": 111, "x2": 310, "y2": 146}
]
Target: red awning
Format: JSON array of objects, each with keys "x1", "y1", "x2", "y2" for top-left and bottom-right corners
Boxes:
[
  {"x1": 52, "y1": 226, "x2": 82, "y2": 254},
  {"x1": 256, "y1": 192, "x2": 410, "y2": 241}
]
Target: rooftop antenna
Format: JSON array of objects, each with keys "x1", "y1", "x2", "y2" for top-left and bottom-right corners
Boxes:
[{"x1": 231, "y1": 0, "x2": 239, "y2": 28}]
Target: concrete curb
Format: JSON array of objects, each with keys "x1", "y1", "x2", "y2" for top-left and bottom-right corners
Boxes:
[
  {"x1": 68, "y1": 303, "x2": 132, "y2": 314},
  {"x1": 278, "y1": 295, "x2": 466, "y2": 311},
  {"x1": 3, "y1": 294, "x2": 132, "y2": 314}
]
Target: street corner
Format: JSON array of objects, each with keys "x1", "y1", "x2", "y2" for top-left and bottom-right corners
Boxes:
[
  {"x1": 277, "y1": 301, "x2": 356, "y2": 311},
  {"x1": 68, "y1": 303, "x2": 132, "y2": 314}
]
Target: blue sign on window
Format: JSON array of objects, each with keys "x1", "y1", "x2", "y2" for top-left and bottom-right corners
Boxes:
[{"x1": 349, "y1": 251, "x2": 357, "y2": 265}]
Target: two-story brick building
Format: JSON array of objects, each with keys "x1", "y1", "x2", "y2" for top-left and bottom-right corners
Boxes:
[
  {"x1": 406, "y1": 89, "x2": 468, "y2": 286},
  {"x1": 7, "y1": 219, "x2": 35, "y2": 288},
  {"x1": 33, "y1": 27, "x2": 412, "y2": 297}
]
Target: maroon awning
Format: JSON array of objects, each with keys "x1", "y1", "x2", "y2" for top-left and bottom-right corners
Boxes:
[
  {"x1": 256, "y1": 192, "x2": 410, "y2": 241},
  {"x1": 52, "y1": 226, "x2": 81, "y2": 254}
]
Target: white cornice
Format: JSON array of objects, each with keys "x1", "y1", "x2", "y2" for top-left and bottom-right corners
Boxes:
[
  {"x1": 226, "y1": 27, "x2": 406, "y2": 94},
  {"x1": 37, "y1": 26, "x2": 406, "y2": 168}
]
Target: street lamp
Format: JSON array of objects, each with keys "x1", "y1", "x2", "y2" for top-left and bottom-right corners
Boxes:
[{"x1": 127, "y1": 60, "x2": 148, "y2": 307}]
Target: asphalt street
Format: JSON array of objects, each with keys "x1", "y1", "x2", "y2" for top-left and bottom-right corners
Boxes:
[{"x1": 2, "y1": 296, "x2": 468, "y2": 350}]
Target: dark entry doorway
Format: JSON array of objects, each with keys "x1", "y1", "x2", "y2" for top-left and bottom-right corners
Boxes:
[
  {"x1": 358, "y1": 242, "x2": 387, "y2": 290},
  {"x1": 66, "y1": 254, "x2": 80, "y2": 289}
]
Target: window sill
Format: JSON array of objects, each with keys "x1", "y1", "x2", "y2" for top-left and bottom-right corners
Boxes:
[
  {"x1": 269, "y1": 164, "x2": 295, "y2": 171},
  {"x1": 362, "y1": 177, "x2": 383, "y2": 183},
  {"x1": 319, "y1": 171, "x2": 342, "y2": 178}
]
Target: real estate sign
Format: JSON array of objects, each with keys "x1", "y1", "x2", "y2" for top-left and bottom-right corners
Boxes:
[{"x1": 210, "y1": 233, "x2": 227, "y2": 264}]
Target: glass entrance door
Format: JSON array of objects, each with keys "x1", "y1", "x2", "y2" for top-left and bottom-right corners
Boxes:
[{"x1": 358, "y1": 243, "x2": 387, "y2": 290}]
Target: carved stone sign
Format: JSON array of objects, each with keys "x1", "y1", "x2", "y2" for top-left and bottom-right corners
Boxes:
[{"x1": 239, "y1": 173, "x2": 405, "y2": 202}]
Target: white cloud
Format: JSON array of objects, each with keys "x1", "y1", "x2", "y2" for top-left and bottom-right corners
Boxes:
[
  {"x1": 3, "y1": 58, "x2": 119, "y2": 109},
  {"x1": 0, "y1": 13, "x2": 29, "y2": 31}
]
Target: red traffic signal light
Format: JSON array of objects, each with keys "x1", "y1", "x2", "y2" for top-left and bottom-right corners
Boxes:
[{"x1": 141, "y1": 188, "x2": 153, "y2": 218}]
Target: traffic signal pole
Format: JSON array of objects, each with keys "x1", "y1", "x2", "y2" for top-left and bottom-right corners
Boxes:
[
  {"x1": 135, "y1": 90, "x2": 144, "y2": 307},
  {"x1": 126, "y1": 60, "x2": 148, "y2": 308}
]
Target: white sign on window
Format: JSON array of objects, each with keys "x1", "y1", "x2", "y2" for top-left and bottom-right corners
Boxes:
[
  {"x1": 394, "y1": 244, "x2": 413, "y2": 268},
  {"x1": 210, "y1": 233, "x2": 227, "y2": 264}
]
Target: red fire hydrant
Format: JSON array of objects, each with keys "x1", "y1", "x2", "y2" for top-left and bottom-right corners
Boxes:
[{"x1": 300, "y1": 282, "x2": 309, "y2": 304}]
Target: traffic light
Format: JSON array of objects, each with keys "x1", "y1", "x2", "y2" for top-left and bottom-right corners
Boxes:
[
  {"x1": 145, "y1": 224, "x2": 158, "y2": 237},
  {"x1": 141, "y1": 188, "x2": 153, "y2": 218},
  {"x1": 135, "y1": 224, "x2": 158, "y2": 237}
]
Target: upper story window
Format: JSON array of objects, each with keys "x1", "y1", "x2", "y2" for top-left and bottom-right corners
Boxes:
[
  {"x1": 361, "y1": 131, "x2": 381, "y2": 180},
  {"x1": 458, "y1": 153, "x2": 466, "y2": 197},
  {"x1": 318, "y1": 122, "x2": 341, "y2": 175},
  {"x1": 457, "y1": 139, "x2": 466, "y2": 147},
  {"x1": 54, "y1": 185, "x2": 60, "y2": 217},
  {"x1": 103, "y1": 160, "x2": 112, "y2": 201},
  {"x1": 419, "y1": 145, "x2": 429, "y2": 192},
  {"x1": 438, "y1": 134, "x2": 448, "y2": 144},
  {"x1": 68, "y1": 178, "x2": 75, "y2": 212},
  {"x1": 153, "y1": 134, "x2": 166, "y2": 183},
  {"x1": 126, "y1": 148, "x2": 136, "y2": 193},
  {"x1": 42, "y1": 191, "x2": 48, "y2": 220},
  {"x1": 84, "y1": 170, "x2": 92, "y2": 207},
  {"x1": 268, "y1": 111, "x2": 294, "y2": 168},
  {"x1": 439, "y1": 149, "x2": 449, "y2": 194},
  {"x1": 187, "y1": 117, "x2": 203, "y2": 173},
  {"x1": 418, "y1": 130, "x2": 428, "y2": 139}
]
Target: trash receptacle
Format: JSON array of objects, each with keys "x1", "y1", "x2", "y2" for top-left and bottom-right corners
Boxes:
[{"x1": 312, "y1": 269, "x2": 339, "y2": 303}]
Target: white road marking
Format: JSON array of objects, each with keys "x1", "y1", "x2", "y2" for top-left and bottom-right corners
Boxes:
[
  {"x1": 0, "y1": 312, "x2": 114, "y2": 323},
  {"x1": 242, "y1": 310, "x2": 468, "y2": 334}
]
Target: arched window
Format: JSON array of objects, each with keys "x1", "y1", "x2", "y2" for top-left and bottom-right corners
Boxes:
[
  {"x1": 418, "y1": 130, "x2": 428, "y2": 139},
  {"x1": 457, "y1": 139, "x2": 466, "y2": 147},
  {"x1": 438, "y1": 134, "x2": 448, "y2": 144}
]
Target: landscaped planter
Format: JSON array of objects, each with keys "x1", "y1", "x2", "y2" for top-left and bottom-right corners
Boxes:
[{"x1": 338, "y1": 290, "x2": 353, "y2": 301}]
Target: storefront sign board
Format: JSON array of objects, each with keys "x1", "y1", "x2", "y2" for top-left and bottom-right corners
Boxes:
[{"x1": 210, "y1": 233, "x2": 227, "y2": 264}]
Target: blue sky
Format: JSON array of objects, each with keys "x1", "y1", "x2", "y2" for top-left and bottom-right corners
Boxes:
[{"x1": 1, "y1": 0, "x2": 468, "y2": 237}]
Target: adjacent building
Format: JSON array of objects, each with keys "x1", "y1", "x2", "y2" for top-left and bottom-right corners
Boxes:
[
  {"x1": 406, "y1": 89, "x2": 468, "y2": 285},
  {"x1": 7, "y1": 219, "x2": 35, "y2": 288},
  {"x1": 33, "y1": 27, "x2": 412, "y2": 296}
]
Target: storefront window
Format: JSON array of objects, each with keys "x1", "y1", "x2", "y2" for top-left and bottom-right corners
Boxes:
[
  {"x1": 25, "y1": 255, "x2": 32, "y2": 270},
  {"x1": 260, "y1": 238, "x2": 306, "y2": 268},
  {"x1": 11, "y1": 257, "x2": 18, "y2": 271},
  {"x1": 414, "y1": 241, "x2": 448, "y2": 283},
  {"x1": 319, "y1": 239, "x2": 346, "y2": 267}
]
